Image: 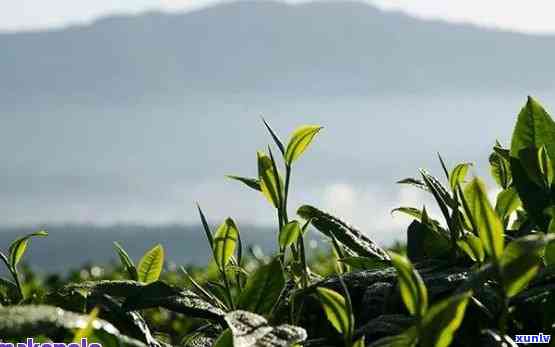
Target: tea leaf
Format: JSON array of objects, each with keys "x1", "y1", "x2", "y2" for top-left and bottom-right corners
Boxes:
[
  {"x1": 226, "y1": 175, "x2": 261, "y2": 191},
  {"x1": 213, "y1": 218, "x2": 239, "y2": 270},
  {"x1": 545, "y1": 241, "x2": 555, "y2": 266},
  {"x1": 0, "y1": 277, "x2": 21, "y2": 303},
  {"x1": 489, "y1": 151, "x2": 512, "y2": 189},
  {"x1": 113, "y1": 242, "x2": 138, "y2": 281},
  {"x1": 500, "y1": 234, "x2": 546, "y2": 297},
  {"x1": 367, "y1": 328, "x2": 418, "y2": 347},
  {"x1": 510, "y1": 96, "x2": 555, "y2": 164},
  {"x1": 449, "y1": 163, "x2": 472, "y2": 190},
  {"x1": 213, "y1": 329, "x2": 233, "y2": 347},
  {"x1": 494, "y1": 187, "x2": 521, "y2": 224},
  {"x1": 238, "y1": 257, "x2": 284, "y2": 315},
  {"x1": 466, "y1": 178, "x2": 504, "y2": 260},
  {"x1": 419, "y1": 291, "x2": 472, "y2": 347},
  {"x1": 391, "y1": 207, "x2": 423, "y2": 220},
  {"x1": 196, "y1": 203, "x2": 214, "y2": 251},
  {"x1": 298, "y1": 205, "x2": 390, "y2": 260},
  {"x1": 538, "y1": 145, "x2": 554, "y2": 187},
  {"x1": 122, "y1": 281, "x2": 226, "y2": 320},
  {"x1": 261, "y1": 117, "x2": 285, "y2": 156},
  {"x1": 389, "y1": 252, "x2": 428, "y2": 318},
  {"x1": 257, "y1": 151, "x2": 282, "y2": 208},
  {"x1": 406, "y1": 220, "x2": 450, "y2": 261},
  {"x1": 316, "y1": 287, "x2": 352, "y2": 336},
  {"x1": 0, "y1": 305, "x2": 146, "y2": 346},
  {"x1": 338, "y1": 257, "x2": 390, "y2": 270},
  {"x1": 8, "y1": 230, "x2": 48, "y2": 267},
  {"x1": 396, "y1": 178, "x2": 428, "y2": 192},
  {"x1": 456, "y1": 233, "x2": 484, "y2": 263},
  {"x1": 137, "y1": 244, "x2": 164, "y2": 284},
  {"x1": 279, "y1": 221, "x2": 302, "y2": 249},
  {"x1": 284, "y1": 125, "x2": 323, "y2": 165}
]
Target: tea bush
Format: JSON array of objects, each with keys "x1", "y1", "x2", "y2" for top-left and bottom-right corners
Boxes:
[{"x1": 2, "y1": 96, "x2": 555, "y2": 346}]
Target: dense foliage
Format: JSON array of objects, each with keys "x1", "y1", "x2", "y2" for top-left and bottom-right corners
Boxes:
[{"x1": 2, "y1": 96, "x2": 555, "y2": 346}]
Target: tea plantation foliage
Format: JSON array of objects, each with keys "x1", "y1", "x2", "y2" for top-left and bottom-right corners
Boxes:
[{"x1": 3, "y1": 97, "x2": 555, "y2": 346}]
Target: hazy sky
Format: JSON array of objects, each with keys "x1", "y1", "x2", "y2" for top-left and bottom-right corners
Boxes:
[{"x1": 3, "y1": 0, "x2": 555, "y2": 33}]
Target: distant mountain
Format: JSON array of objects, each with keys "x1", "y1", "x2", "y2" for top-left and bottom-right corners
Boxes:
[
  {"x1": 2, "y1": 1, "x2": 555, "y2": 232},
  {"x1": 0, "y1": 224, "x2": 282, "y2": 273},
  {"x1": 2, "y1": 0, "x2": 554, "y2": 107}
]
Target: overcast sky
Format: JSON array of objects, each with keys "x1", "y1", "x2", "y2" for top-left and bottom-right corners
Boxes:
[{"x1": 2, "y1": 0, "x2": 555, "y2": 34}]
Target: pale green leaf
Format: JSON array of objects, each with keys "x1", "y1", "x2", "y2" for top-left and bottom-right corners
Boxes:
[
  {"x1": 500, "y1": 235, "x2": 546, "y2": 297},
  {"x1": 316, "y1": 287, "x2": 352, "y2": 336},
  {"x1": 257, "y1": 151, "x2": 282, "y2": 208},
  {"x1": 457, "y1": 233, "x2": 485, "y2": 263},
  {"x1": 466, "y1": 178, "x2": 504, "y2": 260},
  {"x1": 494, "y1": 187, "x2": 521, "y2": 223},
  {"x1": 279, "y1": 221, "x2": 302, "y2": 249},
  {"x1": 389, "y1": 252, "x2": 428, "y2": 317},
  {"x1": 8, "y1": 230, "x2": 48, "y2": 267},
  {"x1": 284, "y1": 125, "x2": 323, "y2": 165},
  {"x1": 419, "y1": 291, "x2": 472, "y2": 347},
  {"x1": 213, "y1": 218, "x2": 239, "y2": 270},
  {"x1": 137, "y1": 244, "x2": 164, "y2": 284},
  {"x1": 449, "y1": 163, "x2": 472, "y2": 190},
  {"x1": 238, "y1": 257, "x2": 284, "y2": 314}
]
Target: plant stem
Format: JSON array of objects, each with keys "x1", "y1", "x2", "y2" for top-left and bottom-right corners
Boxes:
[
  {"x1": 220, "y1": 268, "x2": 234, "y2": 310},
  {"x1": 283, "y1": 165, "x2": 292, "y2": 223},
  {"x1": 0, "y1": 252, "x2": 23, "y2": 301}
]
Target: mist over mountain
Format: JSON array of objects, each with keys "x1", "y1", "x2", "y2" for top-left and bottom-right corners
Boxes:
[{"x1": 2, "y1": 0, "x2": 555, "y2": 243}]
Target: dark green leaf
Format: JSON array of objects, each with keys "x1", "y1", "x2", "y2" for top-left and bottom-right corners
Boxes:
[
  {"x1": 338, "y1": 257, "x2": 390, "y2": 270},
  {"x1": 213, "y1": 329, "x2": 233, "y2": 347},
  {"x1": 224, "y1": 310, "x2": 307, "y2": 346},
  {"x1": 261, "y1": 117, "x2": 285, "y2": 156},
  {"x1": 238, "y1": 258, "x2": 284, "y2": 315},
  {"x1": 0, "y1": 305, "x2": 146, "y2": 346},
  {"x1": 406, "y1": 220, "x2": 450, "y2": 261},
  {"x1": 297, "y1": 205, "x2": 390, "y2": 260},
  {"x1": 226, "y1": 175, "x2": 262, "y2": 191},
  {"x1": 396, "y1": 178, "x2": 428, "y2": 192},
  {"x1": 197, "y1": 203, "x2": 214, "y2": 251},
  {"x1": 114, "y1": 242, "x2": 138, "y2": 281},
  {"x1": 122, "y1": 281, "x2": 226, "y2": 321}
]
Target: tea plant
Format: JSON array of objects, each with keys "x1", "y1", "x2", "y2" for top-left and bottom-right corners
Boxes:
[{"x1": 1, "y1": 96, "x2": 555, "y2": 347}]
